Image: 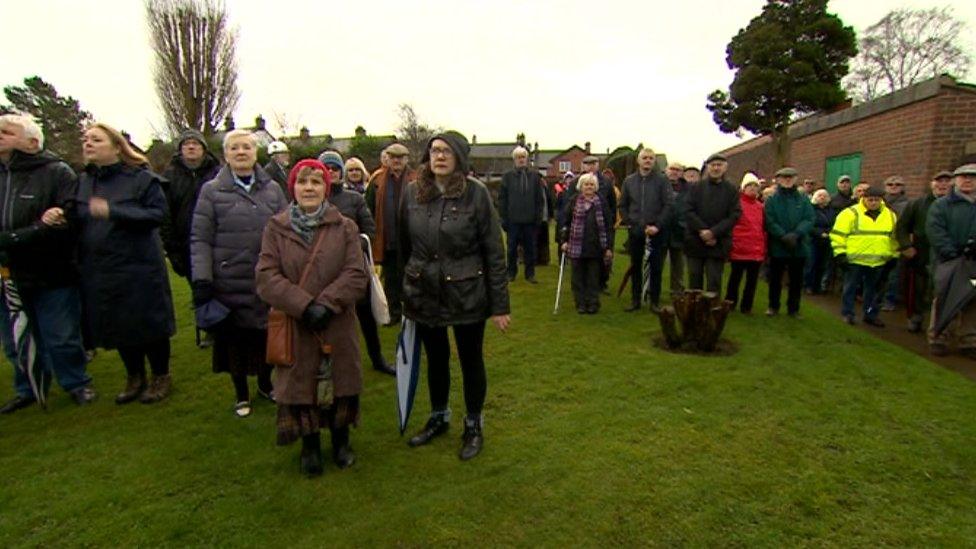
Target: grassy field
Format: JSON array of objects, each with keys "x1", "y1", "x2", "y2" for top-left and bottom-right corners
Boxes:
[{"x1": 1, "y1": 236, "x2": 975, "y2": 547}]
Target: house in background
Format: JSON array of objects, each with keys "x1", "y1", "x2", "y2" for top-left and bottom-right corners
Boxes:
[
  {"x1": 718, "y1": 75, "x2": 976, "y2": 196},
  {"x1": 212, "y1": 114, "x2": 278, "y2": 151}
]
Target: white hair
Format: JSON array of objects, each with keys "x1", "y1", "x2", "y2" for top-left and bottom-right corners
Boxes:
[
  {"x1": 578, "y1": 173, "x2": 598, "y2": 189},
  {"x1": 511, "y1": 146, "x2": 529, "y2": 160},
  {"x1": 811, "y1": 188, "x2": 830, "y2": 205},
  {"x1": 222, "y1": 129, "x2": 257, "y2": 151},
  {"x1": 0, "y1": 114, "x2": 44, "y2": 149}
]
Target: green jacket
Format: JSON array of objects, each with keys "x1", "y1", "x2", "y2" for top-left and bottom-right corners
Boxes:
[
  {"x1": 764, "y1": 186, "x2": 815, "y2": 258},
  {"x1": 926, "y1": 189, "x2": 976, "y2": 262}
]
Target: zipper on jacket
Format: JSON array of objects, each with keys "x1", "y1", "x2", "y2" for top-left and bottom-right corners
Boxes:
[{"x1": 2, "y1": 170, "x2": 12, "y2": 231}]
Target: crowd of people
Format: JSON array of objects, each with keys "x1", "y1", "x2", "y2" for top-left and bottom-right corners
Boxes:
[{"x1": 1, "y1": 111, "x2": 975, "y2": 478}]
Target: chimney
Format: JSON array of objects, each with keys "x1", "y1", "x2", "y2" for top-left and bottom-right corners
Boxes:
[
  {"x1": 299, "y1": 126, "x2": 310, "y2": 141},
  {"x1": 224, "y1": 115, "x2": 235, "y2": 131},
  {"x1": 585, "y1": 141, "x2": 591, "y2": 153},
  {"x1": 255, "y1": 114, "x2": 266, "y2": 130},
  {"x1": 472, "y1": 134, "x2": 477, "y2": 144}
]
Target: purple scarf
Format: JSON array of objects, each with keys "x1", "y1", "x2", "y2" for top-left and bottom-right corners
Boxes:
[{"x1": 567, "y1": 194, "x2": 608, "y2": 259}]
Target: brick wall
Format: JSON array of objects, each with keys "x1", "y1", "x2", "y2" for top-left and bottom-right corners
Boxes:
[{"x1": 930, "y1": 89, "x2": 976, "y2": 179}]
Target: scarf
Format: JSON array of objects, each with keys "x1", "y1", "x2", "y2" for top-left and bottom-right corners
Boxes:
[
  {"x1": 289, "y1": 201, "x2": 327, "y2": 243},
  {"x1": 567, "y1": 194, "x2": 607, "y2": 259}
]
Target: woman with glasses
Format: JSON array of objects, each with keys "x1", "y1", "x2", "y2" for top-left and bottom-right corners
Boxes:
[{"x1": 399, "y1": 132, "x2": 510, "y2": 461}]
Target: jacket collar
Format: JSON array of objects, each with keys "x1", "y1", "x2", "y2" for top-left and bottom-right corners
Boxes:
[
  {"x1": 268, "y1": 203, "x2": 344, "y2": 246},
  {"x1": 215, "y1": 164, "x2": 272, "y2": 192}
]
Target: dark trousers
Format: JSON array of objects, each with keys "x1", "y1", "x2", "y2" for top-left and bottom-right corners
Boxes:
[
  {"x1": 768, "y1": 257, "x2": 806, "y2": 314},
  {"x1": 805, "y1": 239, "x2": 831, "y2": 293},
  {"x1": 536, "y1": 222, "x2": 551, "y2": 265},
  {"x1": 687, "y1": 255, "x2": 725, "y2": 294},
  {"x1": 416, "y1": 320, "x2": 487, "y2": 418},
  {"x1": 382, "y1": 250, "x2": 402, "y2": 319},
  {"x1": 906, "y1": 261, "x2": 930, "y2": 321},
  {"x1": 355, "y1": 295, "x2": 385, "y2": 366},
  {"x1": 571, "y1": 258, "x2": 603, "y2": 312},
  {"x1": 506, "y1": 223, "x2": 537, "y2": 279},
  {"x1": 627, "y1": 233, "x2": 664, "y2": 306},
  {"x1": 725, "y1": 260, "x2": 761, "y2": 312},
  {"x1": 664, "y1": 247, "x2": 685, "y2": 293},
  {"x1": 118, "y1": 337, "x2": 171, "y2": 378},
  {"x1": 842, "y1": 264, "x2": 883, "y2": 319}
]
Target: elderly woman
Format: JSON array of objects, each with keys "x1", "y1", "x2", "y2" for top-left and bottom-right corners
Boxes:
[
  {"x1": 725, "y1": 173, "x2": 766, "y2": 313},
  {"x1": 559, "y1": 173, "x2": 613, "y2": 314},
  {"x1": 74, "y1": 123, "x2": 176, "y2": 404},
  {"x1": 343, "y1": 157, "x2": 369, "y2": 194},
  {"x1": 399, "y1": 132, "x2": 510, "y2": 461},
  {"x1": 805, "y1": 189, "x2": 833, "y2": 294},
  {"x1": 191, "y1": 129, "x2": 288, "y2": 418},
  {"x1": 256, "y1": 160, "x2": 368, "y2": 477}
]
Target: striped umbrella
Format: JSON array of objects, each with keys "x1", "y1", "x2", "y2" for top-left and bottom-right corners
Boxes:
[{"x1": 1, "y1": 277, "x2": 48, "y2": 408}]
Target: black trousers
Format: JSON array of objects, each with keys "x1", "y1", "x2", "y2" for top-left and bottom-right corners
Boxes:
[
  {"x1": 687, "y1": 256, "x2": 725, "y2": 294},
  {"x1": 382, "y1": 249, "x2": 402, "y2": 319},
  {"x1": 768, "y1": 257, "x2": 805, "y2": 313},
  {"x1": 118, "y1": 337, "x2": 170, "y2": 377},
  {"x1": 355, "y1": 298, "x2": 385, "y2": 366},
  {"x1": 627, "y1": 233, "x2": 664, "y2": 306},
  {"x1": 906, "y1": 260, "x2": 930, "y2": 321},
  {"x1": 416, "y1": 320, "x2": 487, "y2": 418},
  {"x1": 725, "y1": 260, "x2": 761, "y2": 312},
  {"x1": 571, "y1": 258, "x2": 603, "y2": 312}
]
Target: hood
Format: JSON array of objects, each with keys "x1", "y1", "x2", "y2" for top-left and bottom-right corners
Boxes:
[
  {"x1": 6, "y1": 149, "x2": 63, "y2": 172},
  {"x1": 422, "y1": 131, "x2": 470, "y2": 173}
]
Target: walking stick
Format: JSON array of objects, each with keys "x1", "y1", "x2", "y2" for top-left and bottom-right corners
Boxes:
[{"x1": 553, "y1": 251, "x2": 567, "y2": 314}]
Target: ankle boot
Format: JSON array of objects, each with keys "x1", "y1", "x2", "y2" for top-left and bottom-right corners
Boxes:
[
  {"x1": 300, "y1": 434, "x2": 323, "y2": 477},
  {"x1": 115, "y1": 374, "x2": 146, "y2": 405},
  {"x1": 459, "y1": 416, "x2": 483, "y2": 461},
  {"x1": 408, "y1": 414, "x2": 450, "y2": 447},
  {"x1": 140, "y1": 374, "x2": 172, "y2": 404},
  {"x1": 330, "y1": 426, "x2": 356, "y2": 469}
]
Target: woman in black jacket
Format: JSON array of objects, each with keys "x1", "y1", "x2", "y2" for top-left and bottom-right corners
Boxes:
[
  {"x1": 399, "y1": 132, "x2": 510, "y2": 460},
  {"x1": 75, "y1": 123, "x2": 176, "y2": 404}
]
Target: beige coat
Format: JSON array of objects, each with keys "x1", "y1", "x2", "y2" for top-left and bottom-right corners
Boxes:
[{"x1": 255, "y1": 206, "x2": 368, "y2": 405}]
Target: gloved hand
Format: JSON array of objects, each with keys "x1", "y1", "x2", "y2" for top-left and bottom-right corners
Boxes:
[
  {"x1": 192, "y1": 280, "x2": 214, "y2": 307},
  {"x1": 302, "y1": 303, "x2": 333, "y2": 331},
  {"x1": 964, "y1": 239, "x2": 976, "y2": 260},
  {"x1": 781, "y1": 233, "x2": 799, "y2": 248},
  {"x1": 834, "y1": 253, "x2": 848, "y2": 267}
]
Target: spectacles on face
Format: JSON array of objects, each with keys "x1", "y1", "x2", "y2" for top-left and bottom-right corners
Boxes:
[
  {"x1": 885, "y1": 183, "x2": 903, "y2": 187},
  {"x1": 327, "y1": 166, "x2": 342, "y2": 172},
  {"x1": 429, "y1": 147, "x2": 454, "y2": 158}
]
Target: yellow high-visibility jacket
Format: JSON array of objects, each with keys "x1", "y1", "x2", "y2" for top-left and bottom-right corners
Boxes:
[{"x1": 830, "y1": 201, "x2": 899, "y2": 267}]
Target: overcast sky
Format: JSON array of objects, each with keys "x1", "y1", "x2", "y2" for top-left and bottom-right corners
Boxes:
[{"x1": 3, "y1": 0, "x2": 974, "y2": 165}]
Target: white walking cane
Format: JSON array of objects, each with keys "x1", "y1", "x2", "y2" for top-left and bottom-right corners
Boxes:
[{"x1": 553, "y1": 251, "x2": 567, "y2": 314}]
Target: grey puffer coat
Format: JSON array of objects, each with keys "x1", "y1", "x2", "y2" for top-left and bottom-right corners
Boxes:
[{"x1": 190, "y1": 165, "x2": 288, "y2": 329}]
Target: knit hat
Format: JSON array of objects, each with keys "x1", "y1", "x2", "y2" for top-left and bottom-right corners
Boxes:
[
  {"x1": 423, "y1": 131, "x2": 471, "y2": 173},
  {"x1": 740, "y1": 172, "x2": 760, "y2": 190},
  {"x1": 177, "y1": 128, "x2": 208, "y2": 151},
  {"x1": 287, "y1": 159, "x2": 332, "y2": 200},
  {"x1": 317, "y1": 150, "x2": 345, "y2": 179}
]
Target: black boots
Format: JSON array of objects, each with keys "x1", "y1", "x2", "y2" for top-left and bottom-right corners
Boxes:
[
  {"x1": 300, "y1": 434, "x2": 323, "y2": 477},
  {"x1": 459, "y1": 417, "x2": 484, "y2": 461},
  {"x1": 330, "y1": 426, "x2": 356, "y2": 469},
  {"x1": 408, "y1": 415, "x2": 450, "y2": 447}
]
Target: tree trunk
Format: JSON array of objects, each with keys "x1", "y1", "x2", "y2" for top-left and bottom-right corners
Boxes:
[
  {"x1": 659, "y1": 307, "x2": 682, "y2": 348},
  {"x1": 659, "y1": 290, "x2": 734, "y2": 351},
  {"x1": 772, "y1": 126, "x2": 792, "y2": 167}
]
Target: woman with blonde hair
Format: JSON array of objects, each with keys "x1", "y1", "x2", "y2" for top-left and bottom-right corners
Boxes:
[
  {"x1": 73, "y1": 123, "x2": 176, "y2": 404},
  {"x1": 343, "y1": 157, "x2": 369, "y2": 194}
]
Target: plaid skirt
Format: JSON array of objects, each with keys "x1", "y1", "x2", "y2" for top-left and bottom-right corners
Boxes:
[{"x1": 276, "y1": 396, "x2": 360, "y2": 446}]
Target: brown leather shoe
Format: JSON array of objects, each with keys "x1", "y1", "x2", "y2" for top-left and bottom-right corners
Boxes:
[
  {"x1": 115, "y1": 375, "x2": 146, "y2": 405},
  {"x1": 139, "y1": 374, "x2": 171, "y2": 404}
]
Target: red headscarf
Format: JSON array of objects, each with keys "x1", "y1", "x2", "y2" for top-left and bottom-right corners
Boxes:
[{"x1": 287, "y1": 159, "x2": 333, "y2": 199}]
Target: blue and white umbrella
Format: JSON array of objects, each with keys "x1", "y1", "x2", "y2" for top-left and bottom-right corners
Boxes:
[
  {"x1": 1, "y1": 277, "x2": 48, "y2": 408},
  {"x1": 395, "y1": 317, "x2": 422, "y2": 434}
]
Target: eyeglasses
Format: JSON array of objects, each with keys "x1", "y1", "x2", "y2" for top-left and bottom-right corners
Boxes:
[
  {"x1": 885, "y1": 183, "x2": 903, "y2": 187},
  {"x1": 326, "y1": 166, "x2": 341, "y2": 172},
  {"x1": 429, "y1": 147, "x2": 454, "y2": 158}
]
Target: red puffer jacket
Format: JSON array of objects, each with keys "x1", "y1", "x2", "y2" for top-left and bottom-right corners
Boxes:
[{"x1": 730, "y1": 192, "x2": 766, "y2": 261}]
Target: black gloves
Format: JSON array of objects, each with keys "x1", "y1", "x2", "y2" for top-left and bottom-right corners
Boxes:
[
  {"x1": 835, "y1": 254, "x2": 848, "y2": 266},
  {"x1": 192, "y1": 280, "x2": 214, "y2": 307},
  {"x1": 781, "y1": 233, "x2": 799, "y2": 249},
  {"x1": 302, "y1": 303, "x2": 333, "y2": 331}
]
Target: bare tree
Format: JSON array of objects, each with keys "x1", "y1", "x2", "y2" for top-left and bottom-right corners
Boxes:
[
  {"x1": 146, "y1": 0, "x2": 241, "y2": 136},
  {"x1": 271, "y1": 110, "x2": 301, "y2": 138},
  {"x1": 395, "y1": 103, "x2": 440, "y2": 163},
  {"x1": 845, "y1": 7, "x2": 972, "y2": 102}
]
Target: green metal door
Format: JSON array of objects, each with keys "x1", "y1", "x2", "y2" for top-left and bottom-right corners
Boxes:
[{"x1": 824, "y1": 153, "x2": 862, "y2": 194}]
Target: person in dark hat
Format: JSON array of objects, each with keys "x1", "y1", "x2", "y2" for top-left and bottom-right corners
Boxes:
[
  {"x1": 924, "y1": 164, "x2": 976, "y2": 357},
  {"x1": 896, "y1": 171, "x2": 954, "y2": 332},
  {"x1": 830, "y1": 185, "x2": 899, "y2": 326},
  {"x1": 764, "y1": 167, "x2": 815, "y2": 317},
  {"x1": 398, "y1": 131, "x2": 510, "y2": 461},
  {"x1": 683, "y1": 153, "x2": 741, "y2": 293}
]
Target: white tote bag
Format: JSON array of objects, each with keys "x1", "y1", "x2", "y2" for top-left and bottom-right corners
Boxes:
[{"x1": 361, "y1": 235, "x2": 390, "y2": 325}]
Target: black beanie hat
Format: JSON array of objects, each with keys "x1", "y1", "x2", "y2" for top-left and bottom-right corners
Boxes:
[
  {"x1": 423, "y1": 131, "x2": 470, "y2": 174},
  {"x1": 177, "y1": 128, "x2": 208, "y2": 152}
]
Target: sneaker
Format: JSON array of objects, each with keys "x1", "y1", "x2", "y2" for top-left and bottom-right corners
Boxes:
[
  {"x1": 70, "y1": 386, "x2": 97, "y2": 406},
  {"x1": 233, "y1": 401, "x2": 252, "y2": 418}
]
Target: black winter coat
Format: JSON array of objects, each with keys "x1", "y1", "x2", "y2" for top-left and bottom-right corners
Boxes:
[
  {"x1": 160, "y1": 153, "x2": 220, "y2": 278},
  {"x1": 619, "y1": 170, "x2": 673, "y2": 236},
  {"x1": 263, "y1": 160, "x2": 290, "y2": 199},
  {"x1": 667, "y1": 179, "x2": 691, "y2": 249},
  {"x1": 0, "y1": 150, "x2": 80, "y2": 290},
  {"x1": 926, "y1": 190, "x2": 976, "y2": 262},
  {"x1": 498, "y1": 168, "x2": 545, "y2": 225},
  {"x1": 399, "y1": 171, "x2": 510, "y2": 327},
  {"x1": 329, "y1": 184, "x2": 375, "y2": 239},
  {"x1": 76, "y1": 163, "x2": 175, "y2": 348},
  {"x1": 683, "y1": 177, "x2": 742, "y2": 259},
  {"x1": 191, "y1": 165, "x2": 288, "y2": 329}
]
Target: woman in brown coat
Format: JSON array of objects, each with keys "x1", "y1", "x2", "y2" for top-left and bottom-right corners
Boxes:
[{"x1": 255, "y1": 159, "x2": 368, "y2": 477}]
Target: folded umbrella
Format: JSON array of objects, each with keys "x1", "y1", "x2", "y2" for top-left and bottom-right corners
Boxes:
[
  {"x1": 1, "y1": 277, "x2": 49, "y2": 408},
  {"x1": 395, "y1": 317, "x2": 422, "y2": 434},
  {"x1": 195, "y1": 299, "x2": 230, "y2": 330},
  {"x1": 932, "y1": 256, "x2": 976, "y2": 336}
]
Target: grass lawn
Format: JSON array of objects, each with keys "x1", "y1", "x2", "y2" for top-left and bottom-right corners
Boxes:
[{"x1": 1, "y1": 234, "x2": 975, "y2": 546}]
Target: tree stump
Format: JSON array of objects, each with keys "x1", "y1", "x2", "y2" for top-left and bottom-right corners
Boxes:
[{"x1": 657, "y1": 290, "x2": 734, "y2": 352}]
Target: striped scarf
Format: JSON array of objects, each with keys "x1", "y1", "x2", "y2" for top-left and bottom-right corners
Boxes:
[{"x1": 567, "y1": 194, "x2": 607, "y2": 259}]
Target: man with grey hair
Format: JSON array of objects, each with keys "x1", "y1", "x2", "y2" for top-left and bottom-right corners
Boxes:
[
  {"x1": 0, "y1": 114, "x2": 96, "y2": 412},
  {"x1": 499, "y1": 146, "x2": 545, "y2": 283},
  {"x1": 878, "y1": 175, "x2": 909, "y2": 311}
]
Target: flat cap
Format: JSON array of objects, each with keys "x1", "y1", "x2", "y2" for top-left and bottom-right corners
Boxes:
[
  {"x1": 582, "y1": 155, "x2": 599, "y2": 163},
  {"x1": 775, "y1": 167, "x2": 798, "y2": 177},
  {"x1": 953, "y1": 164, "x2": 976, "y2": 176},
  {"x1": 933, "y1": 170, "x2": 954, "y2": 180},
  {"x1": 837, "y1": 174, "x2": 851, "y2": 182},
  {"x1": 705, "y1": 153, "x2": 727, "y2": 164},
  {"x1": 385, "y1": 143, "x2": 409, "y2": 157}
]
